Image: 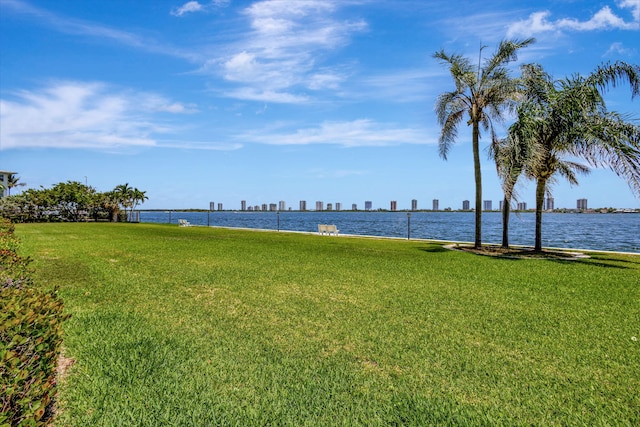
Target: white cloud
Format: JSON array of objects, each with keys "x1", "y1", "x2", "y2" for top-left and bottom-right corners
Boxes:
[
  {"x1": 557, "y1": 6, "x2": 635, "y2": 31},
  {"x1": 604, "y1": 41, "x2": 636, "y2": 56},
  {"x1": 223, "y1": 51, "x2": 259, "y2": 81},
  {"x1": 211, "y1": 0, "x2": 367, "y2": 102},
  {"x1": 223, "y1": 88, "x2": 309, "y2": 104},
  {"x1": 508, "y1": 2, "x2": 640, "y2": 37},
  {"x1": 2, "y1": 0, "x2": 200, "y2": 61},
  {"x1": 307, "y1": 72, "x2": 344, "y2": 90},
  {"x1": 170, "y1": 0, "x2": 230, "y2": 16},
  {"x1": 358, "y1": 69, "x2": 438, "y2": 103},
  {"x1": 619, "y1": 0, "x2": 640, "y2": 20},
  {"x1": 171, "y1": 1, "x2": 204, "y2": 17},
  {"x1": 240, "y1": 119, "x2": 435, "y2": 147},
  {"x1": 0, "y1": 81, "x2": 193, "y2": 150},
  {"x1": 507, "y1": 11, "x2": 557, "y2": 38}
]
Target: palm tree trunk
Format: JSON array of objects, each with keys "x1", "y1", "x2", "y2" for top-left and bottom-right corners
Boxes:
[
  {"x1": 472, "y1": 120, "x2": 482, "y2": 249},
  {"x1": 501, "y1": 196, "x2": 510, "y2": 248},
  {"x1": 534, "y1": 178, "x2": 546, "y2": 252}
]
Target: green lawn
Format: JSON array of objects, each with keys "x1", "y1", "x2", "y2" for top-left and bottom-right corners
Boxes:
[{"x1": 17, "y1": 223, "x2": 640, "y2": 426}]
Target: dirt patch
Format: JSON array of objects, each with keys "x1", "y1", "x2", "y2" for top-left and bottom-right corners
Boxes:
[
  {"x1": 45, "y1": 350, "x2": 76, "y2": 423},
  {"x1": 444, "y1": 244, "x2": 590, "y2": 260},
  {"x1": 56, "y1": 351, "x2": 76, "y2": 380}
]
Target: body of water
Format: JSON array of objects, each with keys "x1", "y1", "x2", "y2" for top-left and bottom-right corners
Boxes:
[{"x1": 140, "y1": 211, "x2": 640, "y2": 254}]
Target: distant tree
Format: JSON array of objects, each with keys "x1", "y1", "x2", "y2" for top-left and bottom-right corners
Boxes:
[
  {"x1": 512, "y1": 62, "x2": 640, "y2": 251},
  {"x1": 13, "y1": 188, "x2": 55, "y2": 222},
  {"x1": 130, "y1": 188, "x2": 148, "y2": 214},
  {"x1": 112, "y1": 183, "x2": 133, "y2": 213},
  {"x1": 1, "y1": 181, "x2": 147, "y2": 222},
  {"x1": 50, "y1": 181, "x2": 96, "y2": 222},
  {"x1": 434, "y1": 38, "x2": 535, "y2": 248},
  {"x1": 112, "y1": 183, "x2": 147, "y2": 221},
  {"x1": 7, "y1": 174, "x2": 26, "y2": 196},
  {"x1": 98, "y1": 191, "x2": 122, "y2": 222}
]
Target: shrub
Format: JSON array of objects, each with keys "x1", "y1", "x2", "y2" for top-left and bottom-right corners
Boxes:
[
  {"x1": 0, "y1": 249, "x2": 33, "y2": 290},
  {"x1": 0, "y1": 218, "x2": 69, "y2": 426},
  {"x1": 0, "y1": 218, "x2": 19, "y2": 253}
]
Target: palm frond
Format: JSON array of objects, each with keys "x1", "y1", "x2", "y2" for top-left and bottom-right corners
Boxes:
[
  {"x1": 586, "y1": 61, "x2": 640, "y2": 98},
  {"x1": 438, "y1": 109, "x2": 466, "y2": 159},
  {"x1": 482, "y1": 38, "x2": 535, "y2": 82},
  {"x1": 555, "y1": 160, "x2": 590, "y2": 186}
]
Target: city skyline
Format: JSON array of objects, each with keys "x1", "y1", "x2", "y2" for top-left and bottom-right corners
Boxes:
[
  {"x1": 2, "y1": 1, "x2": 640, "y2": 209},
  {"x1": 221, "y1": 197, "x2": 598, "y2": 211}
]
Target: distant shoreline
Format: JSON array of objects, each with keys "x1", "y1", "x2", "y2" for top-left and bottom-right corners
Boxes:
[{"x1": 139, "y1": 208, "x2": 640, "y2": 214}]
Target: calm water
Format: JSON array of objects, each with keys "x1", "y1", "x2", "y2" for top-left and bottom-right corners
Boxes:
[{"x1": 140, "y1": 211, "x2": 640, "y2": 253}]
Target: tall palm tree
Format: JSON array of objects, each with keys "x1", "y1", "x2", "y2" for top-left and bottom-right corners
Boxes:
[
  {"x1": 7, "y1": 174, "x2": 26, "y2": 196},
  {"x1": 513, "y1": 62, "x2": 640, "y2": 251},
  {"x1": 112, "y1": 184, "x2": 147, "y2": 221},
  {"x1": 130, "y1": 188, "x2": 148, "y2": 212},
  {"x1": 490, "y1": 129, "x2": 539, "y2": 248},
  {"x1": 113, "y1": 183, "x2": 134, "y2": 214},
  {"x1": 434, "y1": 38, "x2": 534, "y2": 248}
]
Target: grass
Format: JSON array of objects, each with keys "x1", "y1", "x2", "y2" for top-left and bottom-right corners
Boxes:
[{"x1": 16, "y1": 222, "x2": 640, "y2": 426}]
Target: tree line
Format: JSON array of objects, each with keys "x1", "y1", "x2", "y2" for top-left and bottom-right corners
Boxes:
[
  {"x1": 434, "y1": 38, "x2": 640, "y2": 251},
  {"x1": 0, "y1": 180, "x2": 147, "y2": 223}
]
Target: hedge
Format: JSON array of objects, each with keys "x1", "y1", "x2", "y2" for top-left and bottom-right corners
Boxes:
[{"x1": 0, "y1": 218, "x2": 69, "y2": 426}]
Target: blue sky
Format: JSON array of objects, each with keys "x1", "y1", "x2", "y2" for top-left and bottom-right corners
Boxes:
[{"x1": 1, "y1": 0, "x2": 639, "y2": 210}]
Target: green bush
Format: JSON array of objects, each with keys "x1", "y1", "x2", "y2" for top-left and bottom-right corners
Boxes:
[
  {"x1": 0, "y1": 249, "x2": 33, "y2": 290},
  {"x1": 0, "y1": 219, "x2": 19, "y2": 253},
  {"x1": 0, "y1": 218, "x2": 69, "y2": 426}
]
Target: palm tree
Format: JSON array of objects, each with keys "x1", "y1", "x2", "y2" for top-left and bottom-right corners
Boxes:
[
  {"x1": 513, "y1": 62, "x2": 640, "y2": 251},
  {"x1": 113, "y1": 183, "x2": 134, "y2": 214},
  {"x1": 434, "y1": 38, "x2": 534, "y2": 248},
  {"x1": 490, "y1": 129, "x2": 539, "y2": 248},
  {"x1": 112, "y1": 184, "x2": 147, "y2": 221},
  {"x1": 130, "y1": 188, "x2": 148, "y2": 221},
  {"x1": 99, "y1": 191, "x2": 122, "y2": 222},
  {"x1": 7, "y1": 174, "x2": 26, "y2": 196}
]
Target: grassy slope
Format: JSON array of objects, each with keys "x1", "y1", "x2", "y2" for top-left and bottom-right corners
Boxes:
[{"x1": 17, "y1": 223, "x2": 640, "y2": 426}]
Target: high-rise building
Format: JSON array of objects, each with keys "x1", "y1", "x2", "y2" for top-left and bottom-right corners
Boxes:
[
  {"x1": 241, "y1": 200, "x2": 247, "y2": 211},
  {"x1": 390, "y1": 200, "x2": 397, "y2": 211},
  {"x1": 517, "y1": 202, "x2": 527, "y2": 211},
  {"x1": 299, "y1": 200, "x2": 307, "y2": 211},
  {"x1": 352, "y1": 203, "x2": 358, "y2": 211},
  {"x1": 432, "y1": 199, "x2": 439, "y2": 211},
  {"x1": 483, "y1": 200, "x2": 493, "y2": 211},
  {"x1": 261, "y1": 203, "x2": 268, "y2": 211},
  {"x1": 577, "y1": 198, "x2": 588, "y2": 210},
  {"x1": 336, "y1": 203, "x2": 342, "y2": 211},
  {"x1": 278, "y1": 201, "x2": 286, "y2": 211},
  {"x1": 254, "y1": 205, "x2": 260, "y2": 211},
  {"x1": 365, "y1": 201, "x2": 372, "y2": 211},
  {"x1": 499, "y1": 200, "x2": 504, "y2": 212},
  {"x1": 218, "y1": 203, "x2": 223, "y2": 211},
  {"x1": 210, "y1": 202, "x2": 215, "y2": 211},
  {"x1": 316, "y1": 201, "x2": 324, "y2": 211},
  {"x1": 462, "y1": 200, "x2": 470, "y2": 210},
  {"x1": 544, "y1": 197, "x2": 555, "y2": 211},
  {"x1": 411, "y1": 199, "x2": 418, "y2": 211},
  {"x1": 0, "y1": 171, "x2": 16, "y2": 198}
]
